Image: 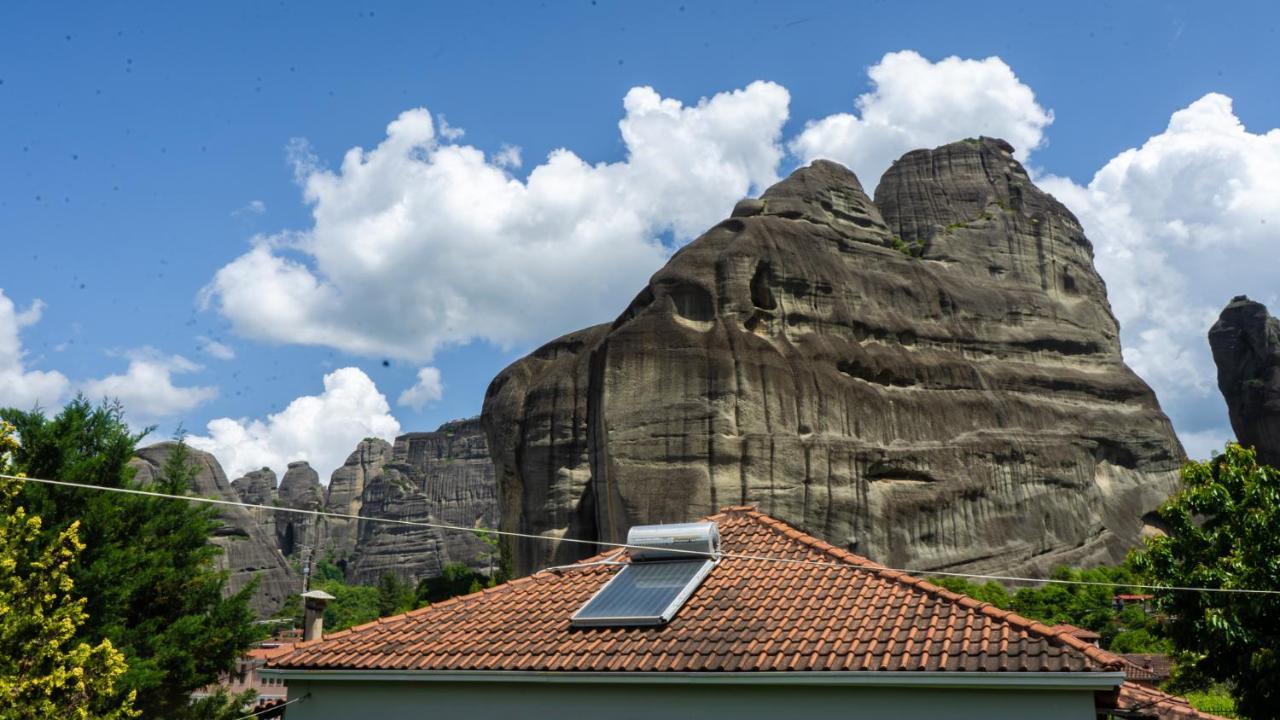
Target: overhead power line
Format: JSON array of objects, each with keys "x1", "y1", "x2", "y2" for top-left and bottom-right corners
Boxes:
[{"x1": 3, "y1": 472, "x2": 1278, "y2": 597}]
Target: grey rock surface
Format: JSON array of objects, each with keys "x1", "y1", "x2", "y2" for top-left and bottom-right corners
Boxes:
[
  {"x1": 131, "y1": 443, "x2": 296, "y2": 615},
  {"x1": 348, "y1": 419, "x2": 499, "y2": 585},
  {"x1": 322, "y1": 438, "x2": 393, "y2": 563},
  {"x1": 483, "y1": 138, "x2": 1184, "y2": 578},
  {"x1": 231, "y1": 467, "x2": 278, "y2": 537},
  {"x1": 231, "y1": 467, "x2": 277, "y2": 506},
  {"x1": 1209, "y1": 296, "x2": 1280, "y2": 465},
  {"x1": 276, "y1": 461, "x2": 323, "y2": 558}
]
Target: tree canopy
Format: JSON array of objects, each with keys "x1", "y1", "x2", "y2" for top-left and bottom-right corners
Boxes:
[
  {"x1": 0, "y1": 420, "x2": 137, "y2": 720},
  {"x1": 929, "y1": 563, "x2": 1169, "y2": 654},
  {"x1": 1136, "y1": 443, "x2": 1280, "y2": 719},
  {"x1": 1, "y1": 399, "x2": 261, "y2": 719}
]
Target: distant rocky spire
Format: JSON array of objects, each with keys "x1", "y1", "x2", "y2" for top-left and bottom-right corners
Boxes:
[{"x1": 1209, "y1": 295, "x2": 1280, "y2": 465}]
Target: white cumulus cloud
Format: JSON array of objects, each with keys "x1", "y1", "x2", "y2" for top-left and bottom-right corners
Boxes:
[
  {"x1": 188, "y1": 367, "x2": 401, "y2": 481},
  {"x1": 397, "y1": 366, "x2": 444, "y2": 410},
  {"x1": 80, "y1": 349, "x2": 217, "y2": 423},
  {"x1": 791, "y1": 50, "x2": 1054, "y2": 189},
  {"x1": 197, "y1": 336, "x2": 236, "y2": 361},
  {"x1": 0, "y1": 290, "x2": 71, "y2": 410},
  {"x1": 202, "y1": 81, "x2": 791, "y2": 361},
  {"x1": 1038, "y1": 93, "x2": 1280, "y2": 458}
]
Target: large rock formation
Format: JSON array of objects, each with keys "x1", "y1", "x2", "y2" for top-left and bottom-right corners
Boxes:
[
  {"x1": 322, "y1": 438, "x2": 393, "y2": 564},
  {"x1": 131, "y1": 443, "x2": 296, "y2": 615},
  {"x1": 348, "y1": 419, "x2": 499, "y2": 585},
  {"x1": 231, "y1": 467, "x2": 278, "y2": 534},
  {"x1": 276, "y1": 461, "x2": 323, "y2": 558},
  {"x1": 483, "y1": 138, "x2": 1183, "y2": 577},
  {"x1": 1209, "y1": 296, "x2": 1280, "y2": 465}
]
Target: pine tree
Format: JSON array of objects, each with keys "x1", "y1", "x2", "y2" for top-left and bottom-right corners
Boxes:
[
  {"x1": 0, "y1": 420, "x2": 137, "y2": 720},
  {"x1": 1, "y1": 400, "x2": 261, "y2": 719}
]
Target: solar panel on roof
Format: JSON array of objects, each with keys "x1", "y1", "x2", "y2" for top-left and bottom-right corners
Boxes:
[{"x1": 571, "y1": 558, "x2": 715, "y2": 627}]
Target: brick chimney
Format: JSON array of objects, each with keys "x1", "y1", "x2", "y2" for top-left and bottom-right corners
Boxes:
[{"x1": 301, "y1": 589, "x2": 336, "y2": 642}]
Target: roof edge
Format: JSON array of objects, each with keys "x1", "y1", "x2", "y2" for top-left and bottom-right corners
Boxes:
[{"x1": 262, "y1": 668, "x2": 1124, "y2": 691}]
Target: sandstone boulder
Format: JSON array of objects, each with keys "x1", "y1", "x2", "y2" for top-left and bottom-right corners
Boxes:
[
  {"x1": 276, "y1": 461, "x2": 323, "y2": 558},
  {"x1": 322, "y1": 437, "x2": 393, "y2": 563},
  {"x1": 348, "y1": 419, "x2": 499, "y2": 585},
  {"x1": 1209, "y1": 296, "x2": 1280, "y2": 465},
  {"x1": 483, "y1": 139, "x2": 1183, "y2": 577}
]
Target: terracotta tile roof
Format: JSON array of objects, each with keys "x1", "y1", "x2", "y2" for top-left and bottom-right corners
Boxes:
[
  {"x1": 1097, "y1": 681, "x2": 1231, "y2": 720},
  {"x1": 272, "y1": 507, "x2": 1130, "y2": 674},
  {"x1": 1121, "y1": 653, "x2": 1174, "y2": 686},
  {"x1": 248, "y1": 642, "x2": 298, "y2": 661},
  {"x1": 1049, "y1": 623, "x2": 1101, "y2": 641}
]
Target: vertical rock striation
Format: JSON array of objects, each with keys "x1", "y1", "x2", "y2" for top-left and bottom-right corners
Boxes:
[
  {"x1": 483, "y1": 138, "x2": 1183, "y2": 578},
  {"x1": 276, "y1": 461, "x2": 323, "y2": 558},
  {"x1": 131, "y1": 443, "x2": 296, "y2": 615},
  {"x1": 322, "y1": 438, "x2": 393, "y2": 565},
  {"x1": 231, "y1": 467, "x2": 279, "y2": 536},
  {"x1": 1209, "y1": 296, "x2": 1280, "y2": 465},
  {"x1": 347, "y1": 419, "x2": 499, "y2": 585}
]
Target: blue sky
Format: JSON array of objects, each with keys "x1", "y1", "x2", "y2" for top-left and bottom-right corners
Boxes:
[{"x1": 3, "y1": 1, "x2": 1278, "y2": 479}]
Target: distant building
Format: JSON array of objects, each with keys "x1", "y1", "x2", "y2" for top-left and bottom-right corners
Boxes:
[
  {"x1": 1122, "y1": 654, "x2": 1174, "y2": 687},
  {"x1": 1048, "y1": 623, "x2": 1102, "y2": 647},
  {"x1": 1114, "y1": 593, "x2": 1155, "y2": 612},
  {"x1": 194, "y1": 635, "x2": 297, "y2": 716}
]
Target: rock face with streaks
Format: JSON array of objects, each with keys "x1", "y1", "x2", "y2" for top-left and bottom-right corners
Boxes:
[
  {"x1": 347, "y1": 418, "x2": 499, "y2": 585},
  {"x1": 276, "y1": 461, "x2": 323, "y2": 558},
  {"x1": 231, "y1": 467, "x2": 278, "y2": 534},
  {"x1": 1209, "y1": 296, "x2": 1280, "y2": 465},
  {"x1": 131, "y1": 443, "x2": 296, "y2": 615},
  {"x1": 322, "y1": 438, "x2": 393, "y2": 564},
  {"x1": 483, "y1": 138, "x2": 1184, "y2": 578}
]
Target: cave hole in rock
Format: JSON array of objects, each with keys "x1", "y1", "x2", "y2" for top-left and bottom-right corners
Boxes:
[
  {"x1": 668, "y1": 282, "x2": 715, "y2": 323},
  {"x1": 750, "y1": 261, "x2": 776, "y2": 311},
  {"x1": 280, "y1": 523, "x2": 296, "y2": 557},
  {"x1": 1061, "y1": 270, "x2": 1078, "y2": 295}
]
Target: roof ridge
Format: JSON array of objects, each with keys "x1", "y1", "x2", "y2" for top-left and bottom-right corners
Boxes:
[{"x1": 720, "y1": 506, "x2": 1125, "y2": 671}]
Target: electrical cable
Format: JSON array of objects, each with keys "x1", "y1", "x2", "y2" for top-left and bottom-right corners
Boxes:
[{"x1": 4, "y1": 472, "x2": 1278, "y2": 596}]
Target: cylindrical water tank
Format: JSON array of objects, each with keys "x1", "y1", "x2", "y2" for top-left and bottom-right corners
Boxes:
[{"x1": 626, "y1": 521, "x2": 721, "y2": 560}]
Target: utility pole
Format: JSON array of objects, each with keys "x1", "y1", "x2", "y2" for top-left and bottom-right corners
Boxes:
[{"x1": 300, "y1": 543, "x2": 313, "y2": 593}]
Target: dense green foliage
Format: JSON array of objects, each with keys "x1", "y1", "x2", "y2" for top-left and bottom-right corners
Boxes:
[
  {"x1": 378, "y1": 572, "x2": 416, "y2": 617},
  {"x1": 1, "y1": 400, "x2": 260, "y2": 719},
  {"x1": 929, "y1": 564, "x2": 1169, "y2": 653},
  {"x1": 0, "y1": 421, "x2": 136, "y2": 719},
  {"x1": 1182, "y1": 685, "x2": 1239, "y2": 718},
  {"x1": 1135, "y1": 443, "x2": 1280, "y2": 719},
  {"x1": 416, "y1": 562, "x2": 493, "y2": 605}
]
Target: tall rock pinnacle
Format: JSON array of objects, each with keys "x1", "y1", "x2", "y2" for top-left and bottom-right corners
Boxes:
[
  {"x1": 1209, "y1": 295, "x2": 1280, "y2": 465},
  {"x1": 483, "y1": 138, "x2": 1183, "y2": 578}
]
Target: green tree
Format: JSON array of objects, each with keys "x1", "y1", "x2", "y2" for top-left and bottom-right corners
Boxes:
[
  {"x1": 1136, "y1": 443, "x2": 1280, "y2": 719},
  {"x1": 416, "y1": 562, "x2": 493, "y2": 605},
  {"x1": 1, "y1": 399, "x2": 261, "y2": 719},
  {"x1": 376, "y1": 573, "x2": 415, "y2": 617},
  {"x1": 929, "y1": 564, "x2": 1168, "y2": 653},
  {"x1": 0, "y1": 420, "x2": 137, "y2": 720},
  {"x1": 928, "y1": 577, "x2": 1012, "y2": 608}
]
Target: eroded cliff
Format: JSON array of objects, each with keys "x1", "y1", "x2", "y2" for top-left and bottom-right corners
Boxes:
[
  {"x1": 1209, "y1": 296, "x2": 1280, "y2": 465},
  {"x1": 483, "y1": 138, "x2": 1183, "y2": 577},
  {"x1": 347, "y1": 419, "x2": 499, "y2": 584}
]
